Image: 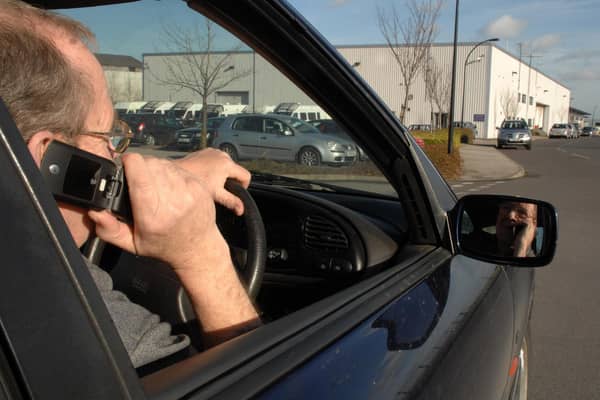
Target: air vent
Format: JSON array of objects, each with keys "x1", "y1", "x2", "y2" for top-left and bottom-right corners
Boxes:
[{"x1": 303, "y1": 215, "x2": 349, "y2": 251}]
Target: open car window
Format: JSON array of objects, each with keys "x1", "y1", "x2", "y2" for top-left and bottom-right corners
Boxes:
[{"x1": 61, "y1": 1, "x2": 396, "y2": 198}]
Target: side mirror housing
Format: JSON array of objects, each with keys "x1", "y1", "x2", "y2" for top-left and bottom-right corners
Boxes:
[{"x1": 450, "y1": 194, "x2": 558, "y2": 267}]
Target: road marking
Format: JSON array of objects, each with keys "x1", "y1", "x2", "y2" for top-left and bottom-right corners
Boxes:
[
  {"x1": 571, "y1": 153, "x2": 590, "y2": 160},
  {"x1": 557, "y1": 148, "x2": 567, "y2": 153}
]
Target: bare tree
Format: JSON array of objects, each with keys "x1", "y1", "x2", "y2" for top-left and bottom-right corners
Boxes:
[
  {"x1": 499, "y1": 88, "x2": 519, "y2": 120},
  {"x1": 149, "y1": 18, "x2": 251, "y2": 148},
  {"x1": 424, "y1": 55, "x2": 450, "y2": 127},
  {"x1": 377, "y1": 0, "x2": 443, "y2": 124}
]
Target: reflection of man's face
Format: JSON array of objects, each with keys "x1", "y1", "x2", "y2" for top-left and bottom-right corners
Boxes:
[{"x1": 496, "y1": 202, "x2": 537, "y2": 246}]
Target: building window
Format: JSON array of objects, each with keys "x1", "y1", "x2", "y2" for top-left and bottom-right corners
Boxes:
[
  {"x1": 521, "y1": 94, "x2": 526, "y2": 103},
  {"x1": 529, "y1": 96, "x2": 533, "y2": 105},
  {"x1": 528, "y1": 118, "x2": 533, "y2": 127}
]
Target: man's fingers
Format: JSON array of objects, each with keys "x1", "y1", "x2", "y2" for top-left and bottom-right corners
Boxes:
[
  {"x1": 216, "y1": 190, "x2": 245, "y2": 216},
  {"x1": 88, "y1": 210, "x2": 136, "y2": 254}
]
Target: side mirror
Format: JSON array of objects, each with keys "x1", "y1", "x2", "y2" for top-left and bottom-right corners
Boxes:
[{"x1": 451, "y1": 195, "x2": 558, "y2": 267}]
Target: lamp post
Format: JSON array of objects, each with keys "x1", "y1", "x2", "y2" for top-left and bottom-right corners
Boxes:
[
  {"x1": 460, "y1": 38, "x2": 499, "y2": 127},
  {"x1": 447, "y1": 0, "x2": 459, "y2": 154}
]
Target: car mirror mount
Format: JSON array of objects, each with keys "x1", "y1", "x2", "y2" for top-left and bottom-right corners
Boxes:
[{"x1": 449, "y1": 194, "x2": 558, "y2": 267}]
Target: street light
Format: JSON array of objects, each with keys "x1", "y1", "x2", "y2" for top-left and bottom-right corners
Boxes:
[
  {"x1": 447, "y1": 0, "x2": 460, "y2": 154},
  {"x1": 460, "y1": 38, "x2": 499, "y2": 127}
]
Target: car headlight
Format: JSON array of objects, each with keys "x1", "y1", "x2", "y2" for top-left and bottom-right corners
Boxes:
[{"x1": 327, "y1": 141, "x2": 345, "y2": 151}]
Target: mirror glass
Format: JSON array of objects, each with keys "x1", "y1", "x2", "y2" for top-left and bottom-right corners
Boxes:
[{"x1": 458, "y1": 195, "x2": 557, "y2": 266}]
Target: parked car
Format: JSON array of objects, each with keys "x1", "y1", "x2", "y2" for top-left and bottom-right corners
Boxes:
[
  {"x1": 1, "y1": 1, "x2": 559, "y2": 399},
  {"x1": 570, "y1": 124, "x2": 580, "y2": 138},
  {"x1": 581, "y1": 126, "x2": 596, "y2": 136},
  {"x1": 407, "y1": 123, "x2": 432, "y2": 132},
  {"x1": 307, "y1": 119, "x2": 369, "y2": 160},
  {"x1": 128, "y1": 113, "x2": 184, "y2": 146},
  {"x1": 549, "y1": 123, "x2": 572, "y2": 138},
  {"x1": 452, "y1": 121, "x2": 479, "y2": 138},
  {"x1": 174, "y1": 117, "x2": 226, "y2": 150},
  {"x1": 212, "y1": 113, "x2": 358, "y2": 166},
  {"x1": 497, "y1": 119, "x2": 532, "y2": 150}
]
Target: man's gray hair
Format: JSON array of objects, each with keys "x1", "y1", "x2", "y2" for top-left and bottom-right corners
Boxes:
[{"x1": 0, "y1": 0, "x2": 95, "y2": 140}]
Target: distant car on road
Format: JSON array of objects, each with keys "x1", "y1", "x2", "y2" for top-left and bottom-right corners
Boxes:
[
  {"x1": 212, "y1": 113, "x2": 358, "y2": 166},
  {"x1": 581, "y1": 126, "x2": 597, "y2": 136},
  {"x1": 497, "y1": 119, "x2": 532, "y2": 150},
  {"x1": 549, "y1": 123, "x2": 572, "y2": 139}
]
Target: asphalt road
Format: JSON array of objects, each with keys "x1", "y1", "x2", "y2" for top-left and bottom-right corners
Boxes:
[{"x1": 470, "y1": 136, "x2": 600, "y2": 400}]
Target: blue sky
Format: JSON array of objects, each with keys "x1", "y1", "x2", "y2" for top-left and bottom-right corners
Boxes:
[{"x1": 61, "y1": 0, "x2": 600, "y2": 117}]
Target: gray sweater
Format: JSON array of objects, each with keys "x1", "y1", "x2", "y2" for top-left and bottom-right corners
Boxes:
[{"x1": 86, "y1": 260, "x2": 190, "y2": 367}]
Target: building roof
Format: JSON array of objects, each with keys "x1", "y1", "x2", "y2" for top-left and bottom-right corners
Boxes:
[
  {"x1": 570, "y1": 107, "x2": 590, "y2": 116},
  {"x1": 95, "y1": 53, "x2": 143, "y2": 69}
]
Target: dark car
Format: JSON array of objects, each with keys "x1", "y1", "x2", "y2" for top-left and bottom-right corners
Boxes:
[
  {"x1": 1, "y1": 1, "x2": 559, "y2": 399},
  {"x1": 174, "y1": 117, "x2": 226, "y2": 150},
  {"x1": 307, "y1": 119, "x2": 369, "y2": 160},
  {"x1": 127, "y1": 113, "x2": 184, "y2": 146}
]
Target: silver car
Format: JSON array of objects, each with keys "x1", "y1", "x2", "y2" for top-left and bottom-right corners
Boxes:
[
  {"x1": 497, "y1": 119, "x2": 532, "y2": 150},
  {"x1": 549, "y1": 123, "x2": 572, "y2": 138},
  {"x1": 212, "y1": 114, "x2": 358, "y2": 166}
]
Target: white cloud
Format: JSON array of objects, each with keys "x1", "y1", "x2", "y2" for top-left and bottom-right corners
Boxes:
[
  {"x1": 556, "y1": 49, "x2": 600, "y2": 63},
  {"x1": 481, "y1": 15, "x2": 527, "y2": 39},
  {"x1": 531, "y1": 33, "x2": 561, "y2": 51},
  {"x1": 559, "y1": 69, "x2": 600, "y2": 81}
]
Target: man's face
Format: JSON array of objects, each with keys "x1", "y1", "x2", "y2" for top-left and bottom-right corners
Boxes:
[{"x1": 496, "y1": 202, "x2": 537, "y2": 245}]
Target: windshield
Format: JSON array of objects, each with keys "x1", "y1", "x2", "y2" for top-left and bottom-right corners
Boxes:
[
  {"x1": 284, "y1": 117, "x2": 320, "y2": 134},
  {"x1": 501, "y1": 121, "x2": 526, "y2": 129}
]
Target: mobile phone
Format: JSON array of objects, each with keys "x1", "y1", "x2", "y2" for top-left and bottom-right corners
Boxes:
[
  {"x1": 40, "y1": 140, "x2": 133, "y2": 224},
  {"x1": 513, "y1": 223, "x2": 526, "y2": 237}
]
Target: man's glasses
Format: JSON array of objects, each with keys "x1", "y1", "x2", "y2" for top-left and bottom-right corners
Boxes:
[{"x1": 79, "y1": 119, "x2": 132, "y2": 153}]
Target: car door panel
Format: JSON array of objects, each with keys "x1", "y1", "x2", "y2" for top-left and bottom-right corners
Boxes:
[{"x1": 256, "y1": 256, "x2": 514, "y2": 400}]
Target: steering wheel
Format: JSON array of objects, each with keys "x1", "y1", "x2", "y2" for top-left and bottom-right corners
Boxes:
[
  {"x1": 222, "y1": 180, "x2": 266, "y2": 299},
  {"x1": 85, "y1": 180, "x2": 266, "y2": 300}
]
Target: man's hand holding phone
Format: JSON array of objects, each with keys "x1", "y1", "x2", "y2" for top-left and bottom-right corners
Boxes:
[{"x1": 511, "y1": 205, "x2": 537, "y2": 257}]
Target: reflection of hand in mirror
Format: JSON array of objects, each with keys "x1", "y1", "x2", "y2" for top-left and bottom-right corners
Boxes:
[{"x1": 496, "y1": 202, "x2": 537, "y2": 257}]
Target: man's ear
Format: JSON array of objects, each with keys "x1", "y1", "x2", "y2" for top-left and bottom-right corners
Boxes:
[{"x1": 27, "y1": 131, "x2": 55, "y2": 167}]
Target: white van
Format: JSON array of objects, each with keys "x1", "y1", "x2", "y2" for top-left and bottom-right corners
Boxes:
[
  {"x1": 273, "y1": 102, "x2": 330, "y2": 121},
  {"x1": 181, "y1": 103, "x2": 204, "y2": 122},
  {"x1": 115, "y1": 101, "x2": 148, "y2": 115},
  {"x1": 221, "y1": 104, "x2": 247, "y2": 116},
  {"x1": 153, "y1": 102, "x2": 176, "y2": 114}
]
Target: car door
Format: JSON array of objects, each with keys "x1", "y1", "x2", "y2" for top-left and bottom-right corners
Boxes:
[
  {"x1": 229, "y1": 115, "x2": 263, "y2": 159},
  {"x1": 259, "y1": 117, "x2": 296, "y2": 161}
]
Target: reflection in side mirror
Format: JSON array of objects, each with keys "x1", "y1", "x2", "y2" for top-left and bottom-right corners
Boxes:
[{"x1": 453, "y1": 195, "x2": 558, "y2": 267}]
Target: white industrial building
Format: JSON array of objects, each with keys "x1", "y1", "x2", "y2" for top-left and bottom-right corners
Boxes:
[{"x1": 142, "y1": 43, "x2": 570, "y2": 139}]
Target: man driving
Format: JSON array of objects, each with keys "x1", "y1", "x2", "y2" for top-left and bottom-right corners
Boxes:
[{"x1": 0, "y1": 0, "x2": 260, "y2": 367}]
